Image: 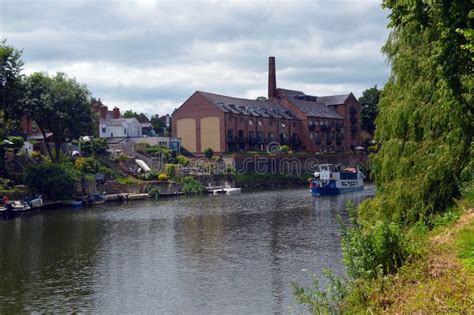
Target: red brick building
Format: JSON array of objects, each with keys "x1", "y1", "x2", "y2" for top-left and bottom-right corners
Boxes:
[{"x1": 172, "y1": 57, "x2": 361, "y2": 154}]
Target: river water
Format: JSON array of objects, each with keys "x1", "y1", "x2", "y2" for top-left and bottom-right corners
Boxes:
[{"x1": 0, "y1": 186, "x2": 374, "y2": 314}]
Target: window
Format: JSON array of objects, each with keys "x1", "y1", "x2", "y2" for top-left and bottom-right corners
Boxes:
[
  {"x1": 268, "y1": 132, "x2": 275, "y2": 141},
  {"x1": 309, "y1": 133, "x2": 314, "y2": 140},
  {"x1": 124, "y1": 128, "x2": 127, "y2": 135},
  {"x1": 258, "y1": 120, "x2": 263, "y2": 126},
  {"x1": 281, "y1": 123, "x2": 286, "y2": 128},
  {"x1": 32, "y1": 126, "x2": 37, "y2": 132},
  {"x1": 101, "y1": 126, "x2": 106, "y2": 133},
  {"x1": 249, "y1": 120, "x2": 253, "y2": 125}
]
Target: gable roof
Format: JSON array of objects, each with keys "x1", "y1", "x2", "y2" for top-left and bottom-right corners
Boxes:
[{"x1": 197, "y1": 91, "x2": 297, "y2": 120}]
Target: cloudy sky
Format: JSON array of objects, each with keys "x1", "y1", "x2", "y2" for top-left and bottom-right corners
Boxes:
[{"x1": 1, "y1": 0, "x2": 390, "y2": 116}]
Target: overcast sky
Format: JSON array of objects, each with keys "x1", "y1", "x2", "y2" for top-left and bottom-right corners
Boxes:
[{"x1": 1, "y1": 0, "x2": 390, "y2": 116}]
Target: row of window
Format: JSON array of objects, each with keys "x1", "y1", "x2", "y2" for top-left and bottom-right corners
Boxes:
[{"x1": 228, "y1": 116, "x2": 298, "y2": 129}]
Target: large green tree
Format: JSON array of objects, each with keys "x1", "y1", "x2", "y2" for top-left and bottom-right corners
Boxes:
[
  {"x1": 21, "y1": 72, "x2": 95, "y2": 162},
  {"x1": 359, "y1": 85, "x2": 381, "y2": 135},
  {"x1": 0, "y1": 39, "x2": 24, "y2": 121},
  {"x1": 361, "y1": 0, "x2": 473, "y2": 224}
]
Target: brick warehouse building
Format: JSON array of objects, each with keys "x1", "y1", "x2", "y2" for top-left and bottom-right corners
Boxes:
[{"x1": 172, "y1": 57, "x2": 361, "y2": 154}]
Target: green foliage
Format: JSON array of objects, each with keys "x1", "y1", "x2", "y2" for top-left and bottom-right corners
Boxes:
[
  {"x1": 122, "y1": 109, "x2": 138, "y2": 118},
  {"x1": 0, "y1": 40, "x2": 24, "y2": 121},
  {"x1": 279, "y1": 145, "x2": 290, "y2": 154},
  {"x1": 146, "y1": 185, "x2": 161, "y2": 199},
  {"x1": 158, "y1": 173, "x2": 168, "y2": 181},
  {"x1": 116, "y1": 176, "x2": 142, "y2": 185},
  {"x1": 456, "y1": 223, "x2": 474, "y2": 271},
  {"x1": 181, "y1": 176, "x2": 204, "y2": 194},
  {"x1": 204, "y1": 147, "x2": 214, "y2": 159},
  {"x1": 20, "y1": 72, "x2": 95, "y2": 162},
  {"x1": 211, "y1": 155, "x2": 221, "y2": 162},
  {"x1": 77, "y1": 137, "x2": 108, "y2": 157},
  {"x1": 176, "y1": 155, "x2": 189, "y2": 166},
  {"x1": 117, "y1": 154, "x2": 129, "y2": 162},
  {"x1": 362, "y1": 1, "x2": 473, "y2": 225},
  {"x1": 164, "y1": 163, "x2": 177, "y2": 177},
  {"x1": 293, "y1": 269, "x2": 349, "y2": 314},
  {"x1": 359, "y1": 85, "x2": 381, "y2": 135},
  {"x1": 74, "y1": 157, "x2": 99, "y2": 174},
  {"x1": 7, "y1": 136, "x2": 24, "y2": 150},
  {"x1": 145, "y1": 145, "x2": 171, "y2": 161},
  {"x1": 340, "y1": 217, "x2": 409, "y2": 280},
  {"x1": 24, "y1": 163, "x2": 75, "y2": 199}
]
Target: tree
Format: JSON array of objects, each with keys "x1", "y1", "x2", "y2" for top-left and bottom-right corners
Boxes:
[
  {"x1": 256, "y1": 96, "x2": 267, "y2": 101},
  {"x1": 24, "y1": 164, "x2": 75, "y2": 199},
  {"x1": 122, "y1": 109, "x2": 138, "y2": 118},
  {"x1": 0, "y1": 39, "x2": 24, "y2": 121},
  {"x1": 359, "y1": 85, "x2": 381, "y2": 135},
  {"x1": 204, "y1": 147, "x2": 214, "y2": 159},
  {"x1": 21, "y1": 72, "x2": 95, "y2": 162},
  {"x1": 360, "y1": 0, "x2": 473, "y2": 225}
]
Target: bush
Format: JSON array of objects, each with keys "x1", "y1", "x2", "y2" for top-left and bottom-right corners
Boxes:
[
  {"x1": 280, "y1": 145, "x2": 290, "y2": 154},
  {"x1": 74, "y1": 157, "x2": 99, "y2": 174},
  {"x1": 117, "y1": 154, "x2": 129, "y2": 162},
  {"x1": 204, "y1": 147, "x2": 214, "y2": 159},
  {"x1": 24, "y1": 163, "x2": 75, "y2": 199},
  {"x1": 340, "y1": 217, "x2": 409, "y2": 280},
  {"x1": 158, "y1": 173, "x2": 168, "y2": 181},
  {"x1": 116, "y1": 176, "x2": 142, "y2": 185},
  {"x1": 176, "y1": 155, "x2": 189, "y2": 166},
  {"x1": 181, "y1": 176, "x2": 204, "y2": 194},
  {"x1": 165, "y1": 164, "x2": 177, "y2": 177},
  {"x1": 211, "y1": 155, "x2": 221, "y2": 162},
  {"x1": 146, "y1": 185, "x2": 161, "y2": 199},
  {"x1": 31, "y1": 150, "x2": 41, "y2": 159}
]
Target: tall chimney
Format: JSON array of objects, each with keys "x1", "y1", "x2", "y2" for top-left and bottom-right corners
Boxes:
[{"x1": 268, "y1": 56, "x2": 277, "y2": 100}]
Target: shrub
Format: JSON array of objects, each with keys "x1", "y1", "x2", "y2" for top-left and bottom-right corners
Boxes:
[
  {"x1": 340, "y1": 217, "x2": 409, "y2": 280},
  {"x1": 74, "y1": 157, "x2": 99, "y2": 174},
  {"x1": 176, "y1": 155, "x2": 189, "y2": 166},
  {"x1": 31, "y1": 150, "x2": 41, "y2": 159},
  {"x1": 146, "y1": 185, "x2": 161, "y2": 199},
  {"x1": 211, "y1": 155, "x2": 221, "y2": 162},
  {"x1": 181, "y1": 176, "x2": 204, "y2": 194},
  {"x1": 204, "y1": 147, "x2": 214, "y2": 159},
  {"x1": 158, "y1": 173, "x2": 168, "y2": 181},
  {"x1": 165, "y1": 164, "x2": 177, "y2": 177},
  {"x1": 24, "y1": 163, "x2": 75, "y2": 199},
  {"x1": 116, "y1": 176, "x2": 142, "y2": 185},
  {"x1": 280, "y1": 145, "x2": 290, "y2": 154},
  {"x1": 117, "y1": 154, "x2": 129, "y2": 162}
]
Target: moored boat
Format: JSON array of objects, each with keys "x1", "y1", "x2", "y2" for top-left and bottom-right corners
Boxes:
[{"x1": 310, "y1": 164, "x2": 364, "y2": 196}]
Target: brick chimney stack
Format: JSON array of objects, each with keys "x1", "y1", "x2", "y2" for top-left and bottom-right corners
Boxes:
[
  {"x1": 112, "y1": 107, "x2": 120, "y2": 119},
  {"x1": 268, "y1": 56, "x2": 277, "y2": 100}
]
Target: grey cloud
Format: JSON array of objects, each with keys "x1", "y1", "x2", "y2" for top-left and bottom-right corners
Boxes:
[{"x1": 1, "y1": 0, "x2": 390, "y2": 115}]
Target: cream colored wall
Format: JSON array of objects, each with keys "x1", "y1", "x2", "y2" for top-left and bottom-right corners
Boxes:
[
  {"x1": 200, "y1": 116, "x2": 221, "y2": 152},
  {"x1": 176, "y1": 118, "x2": 196, "y2": 152}
]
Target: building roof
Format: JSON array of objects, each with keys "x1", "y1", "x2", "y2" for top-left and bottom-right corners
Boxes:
[
  {"x1": 276, "y1": 88, "x2": 345, "y2": 119},
  {"x1": 197, "y1": 91, "x2": 297, "y2": 120},
  {"x1": 316, "y1": 94, "x2": 351, "y2": 106},
  {"x1": 100, "y1": 118, "x2": 141, "y2": 126}
]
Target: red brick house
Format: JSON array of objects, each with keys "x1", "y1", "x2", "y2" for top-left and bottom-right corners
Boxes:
[{"x1": 172, "y1": 57, "x2": 361, "y2": 154}]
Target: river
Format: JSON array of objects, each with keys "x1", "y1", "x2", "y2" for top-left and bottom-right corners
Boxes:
[{"x1": 0, "y1": 186, "x2": 374, "y2": 313}]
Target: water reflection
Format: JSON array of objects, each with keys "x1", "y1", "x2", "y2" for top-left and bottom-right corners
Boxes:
[{"x1": 0, "y1": 186, "x2": 374, "y2": 313}]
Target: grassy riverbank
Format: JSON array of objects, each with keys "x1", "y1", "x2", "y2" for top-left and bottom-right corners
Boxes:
[{"x1": 343, "y1": 195, "x2": 474, "y2": 313}]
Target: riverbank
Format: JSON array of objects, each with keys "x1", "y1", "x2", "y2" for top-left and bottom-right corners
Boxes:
[
  {"x1": 234, "y1": 173, "x2": 311, "y2": 189},
  {"x1": 343, "y1": 188, "x2": 474, "y2": 313}
]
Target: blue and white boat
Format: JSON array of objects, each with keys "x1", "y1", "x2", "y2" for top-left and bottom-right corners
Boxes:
[{"x1": 310, "y1": 164, "x2": 364, "y2": 196}]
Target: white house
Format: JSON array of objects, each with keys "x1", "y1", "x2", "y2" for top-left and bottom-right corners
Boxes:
[{"x1": 99, "y1": 118, "x2": 147, "y2": 138}]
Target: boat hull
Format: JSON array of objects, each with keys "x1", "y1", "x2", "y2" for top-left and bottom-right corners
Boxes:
[{"x1": 311, "y1": 185, "x2": 364, "y2": 196}]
